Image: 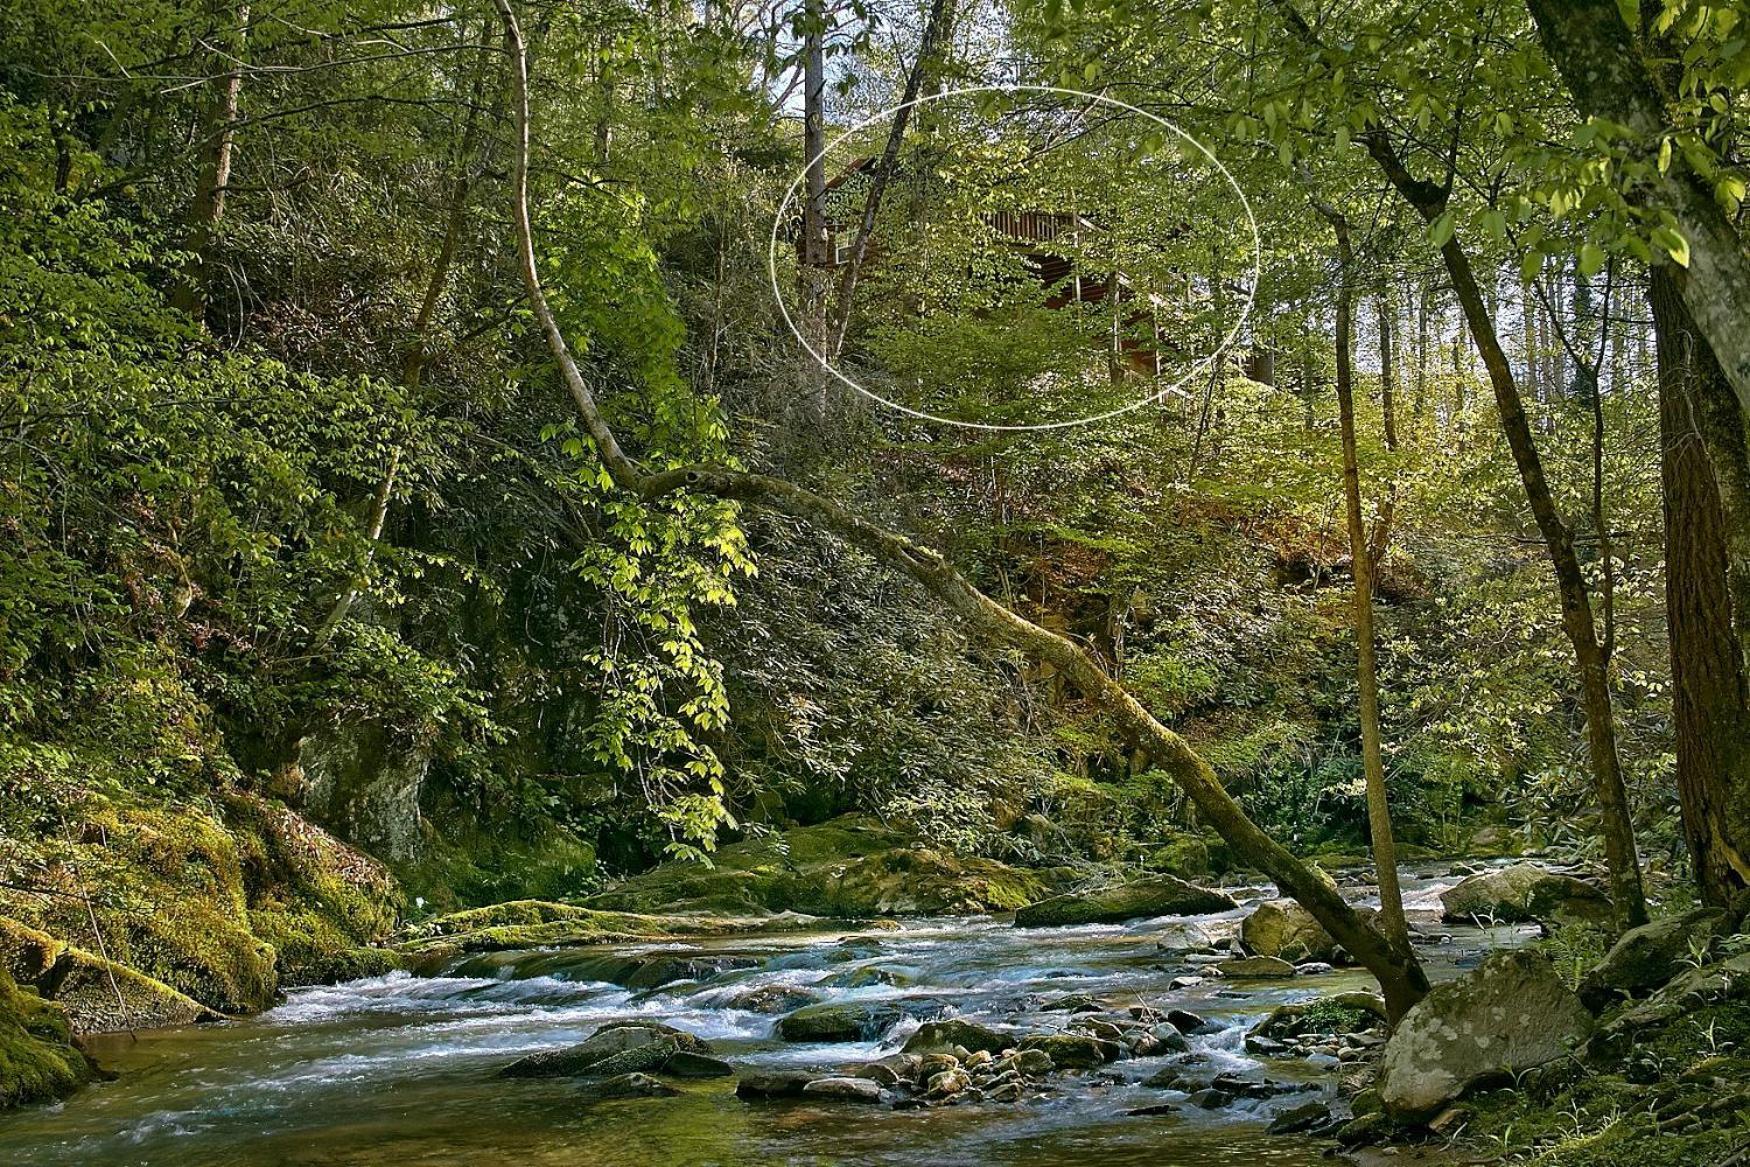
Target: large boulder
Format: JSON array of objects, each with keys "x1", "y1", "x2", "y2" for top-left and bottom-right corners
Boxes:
[
  {"x1": 1377, "y1": 951, "x2": 1593, "y2": 1121},
  {"x1": 902, "y1": 1019, "x2": 1013, "y2": 1055},
  {"x1": 1439, "y1": 864, "x2": 1611, "y2": 926},
  {"x1": 1241, "y1": 899, "x2": 1375, "y2": 963},
  {"x1": 776, "y1": 1001, "x2": 903, "y2": 1043},
  {"x1": 1013, "y1": 875, "x2": 1236, "y2": 928},
  {"x1": 1577, "y1": 908, "x2": 1727, "y2": 1012}
]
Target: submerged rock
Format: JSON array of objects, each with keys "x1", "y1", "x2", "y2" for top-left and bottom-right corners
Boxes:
[
  {"x1": 1012, "y1": 875, "x2": 1236, "y2": 928},
  {"x1": 775, "y1": 1001, "x2": 902, "y2": 1043},
  {"x1": 589, "y1": 1072, "x2": 679, "y2": 1099},
  {"x1": 1267, "y1": 1099, "x2": 1337, "y2": 1134},
  {"x1": 1438, "y1": 863, "x2": 1611, "y2": 926},
  {"x1": 1377, "y1": 950, "x2": 1593, "y2": 1121},
  {"x1": 663, "y1": 1051, "x2": 734, "y2": 1078}
]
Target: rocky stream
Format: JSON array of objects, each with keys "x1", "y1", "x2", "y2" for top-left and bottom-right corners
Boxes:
[{"x1": 0, "y1": 864, "x2": 1552, "y2": 1166}]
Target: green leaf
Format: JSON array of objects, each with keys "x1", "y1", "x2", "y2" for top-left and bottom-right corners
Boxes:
[
  {"x1": 1428, "y1": 211, "x2": 1456, "y2": 248},
  {"x1": 1578, "y1": 242, "x2": 1606, "y2": 277},
  {"x1": 1653, "y1": 225, "x2": 1691, "y2": 267}
]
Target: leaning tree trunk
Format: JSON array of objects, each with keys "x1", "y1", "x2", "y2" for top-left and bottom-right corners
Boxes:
[
  {"x1": 489, "y1": 0, "x2": 1430, "y2": 1021},
  {"x1": 1650, "y1": 265, "x2": 1750, "y2": 903}
]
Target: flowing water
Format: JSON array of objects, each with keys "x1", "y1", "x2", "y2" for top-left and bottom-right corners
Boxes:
[{"x1": 0, "y1": 868, "x2": 1529, "y2": 1166}]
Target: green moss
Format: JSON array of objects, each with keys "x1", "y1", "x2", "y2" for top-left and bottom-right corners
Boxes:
[
  {"x1": 0, "y1": 917, "x2": 214, "y2": 1033},
  {"x1": 1454, "y1": 998, "x2": 1750, "y2": 1166},
  {"x1": 0, "y1": 970, "x2": 90, "y2": 1110}
]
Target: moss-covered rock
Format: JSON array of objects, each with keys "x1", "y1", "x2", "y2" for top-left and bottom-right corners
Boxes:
[
  {"x1": 0, "y1": 969, "x2": 91, "y2": 1110},
  {"x1": 1012, "y1": 874, "x2": 1236, "y2": 927},
  {"x1": 1378, "y1": 950, "x2": 1593, "y2": 1122},
  {"x1": 1239, "y1": 898, "x2": 1374, "y2": 963},
  {"x1": 776, "y1": 1001, "x2": 905, "y2": 1042},
  {"x1": 1577, "y1": 908, "x2": 1727, "y2": 1012},
  {"x1": 0, "y1": 917, "x2": 216, "y2": 1033},
  {"x1": 1439, "y1": 864, "x2": 1612, "y2": 927},
  {"x1": 580, "y1": 816, "x2": 1079, "y2": 918}
]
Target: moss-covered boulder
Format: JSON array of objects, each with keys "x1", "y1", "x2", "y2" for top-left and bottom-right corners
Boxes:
[
  {"x1": 1439, "y1": 864, "x2": 1611, "y2": 927},
  {"x1": 581, "y1": 817, "x2": 1078, "y2": 918},
  {"x1": 776, "y1": 1001, "x2": 905, "y2": 1043},
  {"x1": 0, "y1": 970, "x2": 91, "y2": 1110},
  {"x1": 1378, "y1": 951, "x2": 1593, "y2": 1122},
  {"x1": 1013, "y1": 875, "x2": 1236, "y2": 928},
  {"x1": 224, "y1": 792, "x2": 403, "y2": 988},
  {"x1": 0, "y1": 917, "x2": 216, "y2": 1033},
  {"x1": 1577, "y1": 908, "x2": 1728, "y2": 1012},
  {"x1": 395, "y1": 900, "x2": 828, "y2": 968}
]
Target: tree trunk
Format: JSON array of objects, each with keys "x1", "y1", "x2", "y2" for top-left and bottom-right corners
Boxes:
[
  {"x1": 492, "y1": 0, "x2": 1430, "y2": 1020},
  {"x1": 1528, "y1": 0, "x2": 1750, "y2": 408},
  {"x1": 1325, "y1": 213, "x2": 1410, "y2": 953},
  {"x1": 1353, "y1": 124, "x2": 1649, "y2": 930},
  {"x1": 173, "y1": 0, "x2": 249, "y2": 319},
  {"x1": 1650, "y1": 264, "x2": 1750, "y2": 902}
]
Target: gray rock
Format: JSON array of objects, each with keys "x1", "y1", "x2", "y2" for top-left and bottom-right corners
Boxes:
[
  {"x1": 1378, "y1": 950, "x2": 1593, "y2": 1121},
  {"x1": 802, "y1": 1075, "x2": 884, "y2": 1102},
  {"x1": 1578, "y1": 908, "x2": 1726, "y2": 1011},
  {"x1": 924, "y1": 1067, "x2": 972, "y2": 1097},
  {"x1": 1013, "y1": 876, "x2": 1237, "y2": 928},
  {"x1": 1240, "y1": 899, "x2": 1373, "y2": 963},
  {"x1": 1216, "y1": 955, "x2": 1297, "y2": 978},
  {"x1": 902, "y1": 1018, "x2": 1013, "y2": 1055},
  {"x1": 1166, "y1": 1009, "x2": 1217, "y2": 1035},
  {"x1": 1439, "y1": 863, "x2": 1611, "y2": 926},
  {"x1": 735, "y1": 1071, "x2": 813, "y2": 1099}
]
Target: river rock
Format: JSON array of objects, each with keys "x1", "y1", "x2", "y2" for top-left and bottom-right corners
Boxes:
[
  {"x1": 903, "y1": 1018, "x2": 1012, "y2": 1055},
  {"x1": 1251, "y1": 991, "x2": 1387, "y2": 1040},
  {"x1": 1377, "y1": 950, "x2": 1593, "y2": 1121},
  {"x1": 589, "y1": 1072, "x2": 679, "y2": 1099},
  {"x1": 1438, "y1": 863, "x2": 1612, "y2": 926},
  {"x1": 1216, "y1": 955, "x2": 1296, "y2": 979},
  {"x1": 1013, "y1": 875, "x2": 1237, "y2": 927},
  {"x1": 1166, "y1": 1009, "x2": 1216, "y2": 1035},
  {"x1": 498, "y1": 1022, "x2": 710, "y2": 1078},
  {"x1": 802, "y1": 1076, "x2": 884, "y2": 1102},
  {"x1": 1014, "y1": 1048, "x2": 1054, "y2": 1075},
  {"x1": 727, "y1": 983, "x2": 820, "y2": 1014},
  {"x1": 776, "y1": 1001, "x2": 902, "y2": 1043},
  {"x1": 1267, "y1": 1099, "x2": 1337, "y2": 1134},
  {"x1": 1240, "y1": 899, "x2": 1369, "y2": 963},
  {"x1": 735, "y1": 1071, "x2": 813, "y2": 1099},
  {"x1": 1019, "y1": 1033, "x2": 1118, "y2": 1068},
  {"x1": 924, "y1": 1067, "x2": 972, "y2": 1097},
  {"x1": 1577, "y1": 908, "x2": 1727, "y2": 1011}
]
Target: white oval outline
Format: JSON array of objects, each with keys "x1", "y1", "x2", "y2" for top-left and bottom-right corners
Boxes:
[{"x1": 768, "y1": 83, "x2": 1262, "y2": 433}]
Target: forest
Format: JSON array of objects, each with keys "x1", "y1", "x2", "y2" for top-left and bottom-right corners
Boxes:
[{"x1": 1, "y1": 0, "x2": 1749, "y2": 1163}]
